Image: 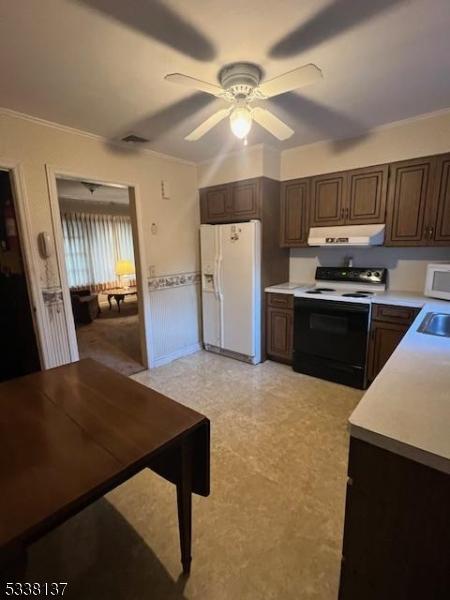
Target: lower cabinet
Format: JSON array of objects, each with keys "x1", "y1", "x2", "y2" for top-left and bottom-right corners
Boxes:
[
  {"x1": 266, "y1": 293, "x2": 293, "y2": 364},
  {"x1": 339, "y1": 437, "x2": 450, "y2": 600},
  {"x1": 367, "y1": 304, "x2": 420, "y2": 381}
]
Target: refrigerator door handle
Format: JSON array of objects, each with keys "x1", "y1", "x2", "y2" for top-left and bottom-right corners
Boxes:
[
  {"x1": 213, "y1": 256, "x2": 220, "y2": 300},
  {"x1": 216, "y1": 231, "x2": 224, "y2": 348}
]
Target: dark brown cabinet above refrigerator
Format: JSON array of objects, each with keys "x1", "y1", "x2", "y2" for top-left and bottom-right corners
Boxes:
[{"x1": 200, "y1": 178, "x2": 261, "y2": 224}]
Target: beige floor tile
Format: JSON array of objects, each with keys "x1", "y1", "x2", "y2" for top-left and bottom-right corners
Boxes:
[{"x1": 25, "y1": 351, "x2": 362, "y2": 599}]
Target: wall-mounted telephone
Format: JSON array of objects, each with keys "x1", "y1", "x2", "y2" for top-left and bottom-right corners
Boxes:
[{"x1": 38, "y1": 231, "x2": 53, "y2": 259}]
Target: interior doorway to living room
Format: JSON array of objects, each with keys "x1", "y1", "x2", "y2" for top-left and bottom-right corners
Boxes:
[{"x1": 56, "y1": 177, "x2": 145, "y2": 376}]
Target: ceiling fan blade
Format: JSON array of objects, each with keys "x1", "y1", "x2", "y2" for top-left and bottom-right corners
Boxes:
[
  {"x1": 185, "y1": 108, "x2": 231, "y2": 141},
  {"x1": 165, "y1": 73, "x2": 223, "y2": 97},
  {"x1": 252, "y1": 107, "x2": 294, "y2": 140},
  {"x1": 258, "y1": 64, "x2": 322, "y2": 98}
]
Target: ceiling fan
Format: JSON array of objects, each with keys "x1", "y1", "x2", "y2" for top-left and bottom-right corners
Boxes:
[{"x1": 165, "y1": 62, "x2": 322, "y2": 143}]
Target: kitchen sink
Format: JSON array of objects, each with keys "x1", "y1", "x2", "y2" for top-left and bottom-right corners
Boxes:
[{"x1": 417, "y1": 312, "x2": 450, "y2": 337}]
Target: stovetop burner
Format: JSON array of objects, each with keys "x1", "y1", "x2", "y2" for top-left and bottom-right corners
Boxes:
[
  {"x1": 342, "y1": 292, "x2": 371, "y2": 298},
  {"x1": 306, "y1": 287, "x2": 336, "y2": 294}
]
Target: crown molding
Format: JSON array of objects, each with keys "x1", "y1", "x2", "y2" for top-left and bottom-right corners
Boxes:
[{"x1": 0, "y1": 106, "x2": 196, "y2": 167}]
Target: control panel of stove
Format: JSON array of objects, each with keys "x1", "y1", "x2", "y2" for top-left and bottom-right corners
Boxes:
[{"x1": 315, "y1": 267, "x2": 387, "y2": 284}]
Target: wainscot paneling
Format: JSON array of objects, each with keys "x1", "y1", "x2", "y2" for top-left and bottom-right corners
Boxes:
[
  {"x1": 42, "y1": 288, "x2": 72, "y2": 367},
  {"x1": 148, "y1": 272, "x2": 202, "y2": 367}
]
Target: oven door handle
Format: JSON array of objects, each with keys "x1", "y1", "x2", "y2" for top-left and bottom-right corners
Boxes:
[{"x1": 294, "y1": 299, "x2": 370, "y2": 313}]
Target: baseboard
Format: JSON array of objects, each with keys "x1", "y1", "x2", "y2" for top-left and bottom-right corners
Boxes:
[{"x1": 152, "y1": 342, "x2": 202, "y2": 368}]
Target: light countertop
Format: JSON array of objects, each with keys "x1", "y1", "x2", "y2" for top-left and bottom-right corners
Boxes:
[
  {"x1": 265, "y1": 282, "x2": 450, "y2": 474},
  {"x1": 350, "y1": 299, "x2": 450, "y2": 474},
  {"x1": 265, "y1": 282, "x2": 311, "y2": 294}
]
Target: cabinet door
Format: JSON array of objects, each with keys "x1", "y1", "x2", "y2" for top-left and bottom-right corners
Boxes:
[
  {"x1": 367, "y1": 320, "x2": 408, "y2": 381},
  {"x1": 230, "y1": 179, "x2": 260, "y2": 220},
  {"x1": 200, "y1": 185, "x2": 229, "y2": 223},
  {"x1": 346, "y1": 165, "x2": 388, "y2": 224},
  {"x1": 280, "y1": 179, "x2": 310, "y2": 247},
  {"x1": 432, "y1": 153, "x2": 450, "y2": 244},
  {"x1": 310, "y1": 172, "x2": 346, "y2": 227},
  {"x1": 266, "y1": 306, "x2": 293, "y2": 364},
  {"x1": 385, "y1": 157, "x2": 436, "y2": 246}
]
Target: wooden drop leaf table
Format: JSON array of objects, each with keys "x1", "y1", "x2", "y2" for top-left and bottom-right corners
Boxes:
[{"x1": 0, "y1": 359, "x2": 210, "y2": 576}]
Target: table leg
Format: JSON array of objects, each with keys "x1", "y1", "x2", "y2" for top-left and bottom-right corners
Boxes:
[
  {"x1": 177, "y1": 438, "x2": 193, "y2": 575},
  {"x1": 115, "y1": 295, "x2": 124, "y2": 313},
  {"x1": 108, "y1": 295, "x2": 112, "y2": 311}
]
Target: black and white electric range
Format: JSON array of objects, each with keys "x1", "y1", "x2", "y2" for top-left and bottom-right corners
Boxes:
[{"x1": 293, "y1": 267, "x2": 388, "y2": 389}]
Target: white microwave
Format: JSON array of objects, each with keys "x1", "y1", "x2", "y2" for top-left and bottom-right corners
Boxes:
[{"x1": 424, "y1": 263, "x2": 450, "y2": 301}]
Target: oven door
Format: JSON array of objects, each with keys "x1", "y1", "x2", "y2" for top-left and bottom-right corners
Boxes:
[{"x1": 293, "y1": 298, "x2": 370, "y2": 388}]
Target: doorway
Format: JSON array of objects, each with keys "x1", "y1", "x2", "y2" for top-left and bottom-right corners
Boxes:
[
  {"x1": 55, "y1": 177, "x2": 146, "y2": 376},
  {"x1": 0, "y1": 169, "x2": 41, "y2": 381}
]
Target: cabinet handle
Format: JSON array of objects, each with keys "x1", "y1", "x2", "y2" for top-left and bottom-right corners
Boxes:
[
  {"x1": 348, "y1": 477, "x2": 354, "y2": 486},
  {"x1": 429, "y1": 226, "x2": 434, "y2": 240},
  {"x1": 424, "y1": 225, "x2": 429, "y2": 239}
]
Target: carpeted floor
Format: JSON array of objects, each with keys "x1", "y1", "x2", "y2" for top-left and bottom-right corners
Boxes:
[
  {"x1": 76, "y1": 299, "x2": 144, "y2": 376},
  {"x1": 25, "y1": 351, "x2": 362, "y2": 600}
]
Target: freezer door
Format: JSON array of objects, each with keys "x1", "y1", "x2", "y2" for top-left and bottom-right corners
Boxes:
[
  {"x1": 200, "y1": 225, "x2": 222, "y2": 347},
  {"x1": 219, "y1": 221, "x2": 261, "y2": 361}
]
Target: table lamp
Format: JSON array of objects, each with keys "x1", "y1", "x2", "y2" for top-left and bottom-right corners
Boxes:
[{"x1": 115, "y1": 259, "x2": 135, "y2": 289}]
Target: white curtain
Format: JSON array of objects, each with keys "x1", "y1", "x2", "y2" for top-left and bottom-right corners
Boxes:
[{"x1": 61, "y1": 212, "x2": 136, "y2": 290}]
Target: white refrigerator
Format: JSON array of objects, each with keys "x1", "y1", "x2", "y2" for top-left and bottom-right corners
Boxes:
[{"x1": 200, "y1": 220, "x2": 261, "y2": 364}]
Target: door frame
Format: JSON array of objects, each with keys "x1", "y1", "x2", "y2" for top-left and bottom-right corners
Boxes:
[
  {"x1": 0, "y1": 158, "x2": 47, "y2": 368},
  {"x1": 46, "y1": 165, "x2": 154, "y2": 369}
]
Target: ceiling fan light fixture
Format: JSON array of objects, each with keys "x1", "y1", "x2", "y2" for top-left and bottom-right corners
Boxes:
[{"x1": 230, "y1": 106, "x2": 252, "y2": 139}]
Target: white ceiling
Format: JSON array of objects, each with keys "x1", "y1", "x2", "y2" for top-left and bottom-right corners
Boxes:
[
  {"x1": 57, "y1": 178, "x2": 129, "y2": 204},
  {"x1": 1, "y1": 0, "x2": 450, "y2": 162}
]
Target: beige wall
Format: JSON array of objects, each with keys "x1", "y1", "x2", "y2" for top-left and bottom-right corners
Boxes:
[
  {"x1": 197, "y1": 144, "x2": 281, "y2": 187},
  {"x1": 0, "y1": 111, "x2": 199, "y2": 282},
  {"x1": 0, "y1": 109, "x2": 200, "y2": 366},
  {"x1": 290, "y1": 247, "x2": 450, "y2": 293},
  {"x1": 281, "y1": 109, "x2": 450, "y2": 180}
]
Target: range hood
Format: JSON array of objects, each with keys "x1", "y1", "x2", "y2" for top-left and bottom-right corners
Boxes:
[{"x1": 308, "y1": 224, "x2": 385, "y2": 247}]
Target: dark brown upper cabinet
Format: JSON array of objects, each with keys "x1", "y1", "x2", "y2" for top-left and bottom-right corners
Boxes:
[
  {"x1": 309, "y1": 165, "x2": 388, "y2": 230},
  {"x1": 230, "y1": 180, "x2": 259, "y2": 220},
  {"x1": 200, "y1": 178, "x2": 260, "y2": 223},
  {"x1": 431, "y1": 153, "x2": 450, "y2": 245},
  {"x1": 200, "y1": 184, "x2": 230, "y2": 223},
  {"x1": 385, "y1": 157, "x2": 435, "y2": 246},
  {"x1": 347, "y1": 165, "x2": 388, "y2": 224},
  {"x1": 280, "y1": 178, "x2": 310, "y2": 247},
  {"x1": 310, "y1": 172, "x2": 347, "y2": 227},
  {"x1": 384, "y1": 154, "x2": 450, "y2": 246}
]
